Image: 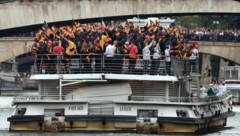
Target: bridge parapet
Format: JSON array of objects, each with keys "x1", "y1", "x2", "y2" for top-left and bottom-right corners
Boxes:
[{"x1": 0, "y1": 0, "x2": 240, "y2": 30}]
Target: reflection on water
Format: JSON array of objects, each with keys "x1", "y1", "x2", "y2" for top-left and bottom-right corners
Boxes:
[{"x1": 1, "y1": 108, "x2": 240, "y2": 136}]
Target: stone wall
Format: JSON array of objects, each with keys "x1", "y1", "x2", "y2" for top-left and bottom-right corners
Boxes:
[
  {"x1": 0, "y1": 37, "x2": 33, "y2": 62},
  {"x1": 198, "y1": 42, "x2": 240, "y2": 65}
]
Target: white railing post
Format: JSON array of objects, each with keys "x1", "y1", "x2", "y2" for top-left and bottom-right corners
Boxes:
[
  {"x1": 165, "y1": 81, "x2": 169, "y2": 102},
  {"x1": 59, "y1": 79, "x2": 62, "y2": 101}
]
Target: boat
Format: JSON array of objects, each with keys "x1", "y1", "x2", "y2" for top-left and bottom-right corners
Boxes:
[
  {"x1": 0, "y1": 60, "x2": 22, "y2": 92},
  {"x1": 7, "y1": 54, "x2": 235, "y2": 134},
  {"x1": 223, "y1": 66, "x2": 240, "y2": 104}
]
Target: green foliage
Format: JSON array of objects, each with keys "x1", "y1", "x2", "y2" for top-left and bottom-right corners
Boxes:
[
  {"x1": 210, "y1": 55, "x2": 220, "y2": 80},
  {"x1": 174, "y1": 15, "x2": 213, "y2": 29},
  {"x1": 174, "y1": 15, "x2": 240, "y2": 30}
]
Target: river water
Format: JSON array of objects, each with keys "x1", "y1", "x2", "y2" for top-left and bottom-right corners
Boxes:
[{"x1": 0, "y1": 96, "x2": 240, "y2": 136}]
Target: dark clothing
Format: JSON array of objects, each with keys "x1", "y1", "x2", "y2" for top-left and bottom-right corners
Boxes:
[
  {"x1": 94, "y1": 46, "x2": 103, "y2": 73},
  {"x1": 166, "y1": 61, "x2": 171, "y2": 75},
  {"x1": 114, "y1": 46, "x2": 124, "y2": 73},
  {"x1": 150, "y1": 59, "x2": 160, "y2": 75},
  {"x1": 105, "y1": 57, "x2": 114, "y2": 73},
  {"x1": 81, "y1": 47, "x2": 93, "y2": 73},
  {"x1": 129, "y1": 58, "x2": 137, "y2": 74},
  {"x1": 208, "y1": 87, "x2": 215, "y2": 97}
]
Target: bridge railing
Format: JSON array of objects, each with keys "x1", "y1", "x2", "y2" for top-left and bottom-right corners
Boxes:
[
  {"x1": 187, "y1": 34, "x2": 240, "y2": 43},
  {"x1": 31, "y1": 54, "x2": 199, "y2": 76}
]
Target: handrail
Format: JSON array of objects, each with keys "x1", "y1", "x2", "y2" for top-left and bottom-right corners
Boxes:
[
  {"x1": 32, "y1": 54, "x2": 199, "y2": 76},
  {"x1": 12, "y1": 93, "x2": 231, "y2": 104}
]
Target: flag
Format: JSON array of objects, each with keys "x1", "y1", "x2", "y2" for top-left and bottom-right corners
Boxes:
[
  {"x1": 67, "y1": 26, "x2": 73, "y2": 33},
  {"x1": 156, "y1": 21, "x2": 160, "y2": 27},
  {"x1": 115, "y1": 31, "x2": 120, "y2": 36},
  {"x1": 101, "y1": 19, "x2": 106, "y2": 31},
  {"x1": 42, "y1": 20, "x2": 48, "y2": 31},
  {"x1": 35, "y1": 30, "x2": 42, "y2": 37},
  {"x1": 46, "y1": 28, "x2": 52, "y2": 35},
  {"x1": 51, "y1": 25, "x2": 56, "y2": 32},
  {"x1": 74, "y1": 21, "x2": 81, "y2": 28},
  {"x1": 150, "y1": 20, "x2": 154, "y2": 26}
]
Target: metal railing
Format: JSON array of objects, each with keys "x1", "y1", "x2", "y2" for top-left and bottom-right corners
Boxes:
[
  {"x1": 131, "y1": 92, "x2": 232, "y2": 103},
  {"x1": 32, "y1": 54, "x2": 199, "y2": 76},
  {"x1": 13, "y1": 92, "x2": 232, "y2": 104}
]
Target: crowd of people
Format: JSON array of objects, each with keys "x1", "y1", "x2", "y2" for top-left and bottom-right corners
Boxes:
[
  {"x1": 30, "y1": 20, "x2": 199, "y2": 74},
  {"x1": 182, "y1": 28, "x2": 240, "y2": 42},
  {"x1": 20, "y1": 23, "x2": 240, "y2": 43},
  {"x1": 199, "y1": 81, "x2": 227, "y2": 99}
]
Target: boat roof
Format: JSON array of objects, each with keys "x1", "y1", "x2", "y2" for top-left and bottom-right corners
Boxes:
[{"x1": 30, "y1": 73, "x2": 178, "y2": 82}]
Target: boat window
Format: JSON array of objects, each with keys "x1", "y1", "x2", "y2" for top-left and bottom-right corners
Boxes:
[
  {"x1": 44, "y1": 109, "x2": 65, "y2": 116},
  {"x1": 225, "y1": 70, "x2": 230, "y2": 80},
  {"x1": 231, "y1": 70, "x2": 238, "y2": 80},
  {"x1": 176, "y1": 110, "x2": 189, "y2": 117},
  {"x1": 137, "y1": 110, "x2": 158, "y2": 118},
  {"x1": 15, "y1": 108, "x2": 26, "y2": 116}
]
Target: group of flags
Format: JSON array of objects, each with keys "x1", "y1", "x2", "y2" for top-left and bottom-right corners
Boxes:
[
  {"x1": 37, "y1": 19, "x2": 107, "y2": 37},
  {"x1": 36, "y1": 19, "x2": 183, "y2": 42}
]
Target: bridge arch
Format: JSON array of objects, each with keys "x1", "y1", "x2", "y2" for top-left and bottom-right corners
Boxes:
[{"x1": 198, "y1": 42, "x2": 240, "y2": 65}]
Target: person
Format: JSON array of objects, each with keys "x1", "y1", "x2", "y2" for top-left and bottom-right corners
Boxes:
[
  {"x1": 81, "y1": 44, "x2": 93, "y2": 73},
  {"x1": 128, "y1": 42, "x2": 138, "y2": 74},
  {"x1": 199, "y1": 85, "x2": 207, "y2": 99},
  {"x1": 222, "y1": 81, "x2": 227, "y2": 95},
  {"x1": 207, "y1": 84, "x2": 215, "y2": 97},
  {"x1": 142, "y1": 40, "x2": 153, "y2": 74},
  {"x1": 189, "y1": 44, "x2": 199, "y2": 73},
  {"x1": 165, "y1": 44, "x2": 171, "y2": 75},
  {"x1": 37, "y1": 40, "x2": 49, "y2": 74},
  {"x1": 93, "y1": 40, "x2": 103, "y2": 73},
  {"x1": 53, "y1": 40, "x2": 64, "y2": 73},
  {"x1": 104, "y1": 40, "x2": 115, "y2": 73},
  {"x1": 114, "y1": 40, "x2": 124, "y2": 74},
  {"x1": 218, "y1": 81, "x2": 227, "y2": 96},
  {"x1": 151, "y1": 41, "x2": 161, "y2": 75},
  {"x1": 62, "y1": 35, "x2": 77, "y2": 74}
]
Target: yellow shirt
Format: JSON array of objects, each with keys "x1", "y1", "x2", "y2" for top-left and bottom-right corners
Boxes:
[
  {"x1": 66, "y1": 40, "x2": 76, "y2": 56},
  {"x1": 100, "y1": 35, "x2": 107, "y2": 49}
]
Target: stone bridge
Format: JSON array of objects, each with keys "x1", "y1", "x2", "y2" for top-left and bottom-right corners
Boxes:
[
  {"x1": 198, "y1": 41, "x2": 240, "y2": 65},
  {"x1": 0, "y1": 0, "x2": 239, "y2": 31},
  {"x1": 0, "y1": 37, "x2": 34, "y2": 62}
]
